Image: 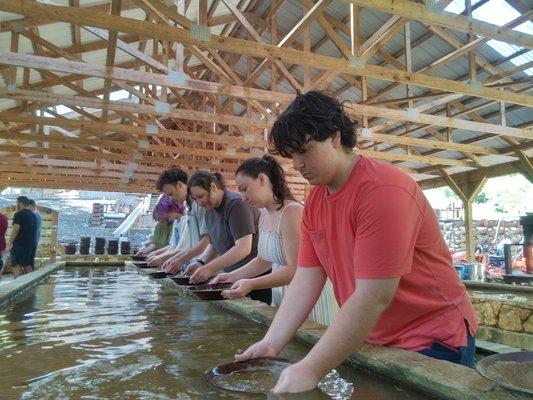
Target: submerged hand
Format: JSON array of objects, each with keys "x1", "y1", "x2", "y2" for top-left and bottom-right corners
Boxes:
[
  {"x1": 222, "y1": 279, "x2": 254, "y2": 299},
  {"x1": 234, "y1": 339, "x2": 279, "y2": 362},
  {"x1": 271, "y1": 361, "x2": 320, "y2": 394}
]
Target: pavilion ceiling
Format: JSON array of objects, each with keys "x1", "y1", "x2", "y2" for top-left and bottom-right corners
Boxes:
[{"x1": 0, "y1": 0, "x2": 530, "y2": 196}]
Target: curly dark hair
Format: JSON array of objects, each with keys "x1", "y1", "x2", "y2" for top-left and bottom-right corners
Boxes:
[
  {"x1": 156, "y1": 166, "x2": 188, "y2": 191},
  {"x1": 269, "y1": 91, "x2": 358, "y2": 158},
  {"x1": 236, "y1": 155, "x2": 296, "y2": 209}
]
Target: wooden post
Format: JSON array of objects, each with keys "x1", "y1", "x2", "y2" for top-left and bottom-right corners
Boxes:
[{"x1": 440, "y1": 170, "x2": 488, "y2": 262}]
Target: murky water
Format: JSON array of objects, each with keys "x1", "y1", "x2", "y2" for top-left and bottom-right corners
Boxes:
[{"x1": 0, "y1": 267, "x2": 429, "y2": 400}]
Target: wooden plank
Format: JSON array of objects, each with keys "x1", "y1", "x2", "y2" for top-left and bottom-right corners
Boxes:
[
  {"x1": 0, "y1": 52, "x2": 294, "y2": 104},
  {"x1": 348, "y1": 104, "x2": 533, "y2": 140},
  {"x1": 101, "y1": 0, "x2": 122, "y2": 121},
  {"x1": 0, "y1": 107, "x2": 267, "y2": 145},
  {"x1": 348, "y1": 0, "x2": 533, "y2": 49}
]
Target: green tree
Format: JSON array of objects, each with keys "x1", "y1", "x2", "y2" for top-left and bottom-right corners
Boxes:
[{"x1": 474, "y1": 192, "x2": 489, "y2": 204}]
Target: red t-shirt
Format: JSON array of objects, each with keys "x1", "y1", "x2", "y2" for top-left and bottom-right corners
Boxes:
[
  {"x1": 299, "y1": 157, "x2": 477, "y2": 351},
  {"x1": 0, "y1": 212, "x2": 7, "y2": 252}
]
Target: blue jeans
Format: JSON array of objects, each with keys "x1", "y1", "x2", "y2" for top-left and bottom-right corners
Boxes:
[{"x1": 419, "y1": 329, "x2": 476, "y2": 368}]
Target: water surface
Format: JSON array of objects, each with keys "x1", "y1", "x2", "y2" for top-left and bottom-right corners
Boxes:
[{"x1": 0, "y1": 267, "x2": 429, "y2": 400}]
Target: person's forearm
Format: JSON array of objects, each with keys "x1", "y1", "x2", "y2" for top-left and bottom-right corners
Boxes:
[
  {"x1": 178, "y1": 236, "x2": 209, "y2": 263},
  {"x1": 264, "y1": 267, "x2": 326, "y2": 349},
  {"x1": 249, "y1": 265, "x2": 295, "y2": 291},
  {"x1": 302, "y1": 291, "x2": 392, "y2": 379},
  {"x1": 231, "y1": 257, "x2": 272, "y2": 280},
  {"x1": 198, "y1": 243, "x2": 217, "y2": 263},
  {"x1": 204, "y1": 243, "x2": 251, "y2": 275}
]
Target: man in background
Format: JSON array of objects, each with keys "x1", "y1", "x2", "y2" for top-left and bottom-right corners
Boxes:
[
  {"x1": 7, "y1": 196, "x2": 36, "y2": 278},
  {"x1": 29, "y1": 199, "x2": 42, "y2": 270},
  {"x1": 0, "y1": 210, "x2": 7, "y2": 279}
]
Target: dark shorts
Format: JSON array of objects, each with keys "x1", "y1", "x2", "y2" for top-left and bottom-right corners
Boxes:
[
  {"x1": 30, "y1": 247, "x2": 37, "y2": 269},
  {"x1": 419, "y1": 322, "x2": 476, "y2": 368},
  {"x1": 0, "y1": 257, "x2": 3, "y2": 271},
  {"x1": 10, "y1": 245, "x2": 35, "y2": 268}
]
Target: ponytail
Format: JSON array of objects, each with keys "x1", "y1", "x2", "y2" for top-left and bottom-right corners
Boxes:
[{"x1": 236, "y1": 154, "x2": 296, "y2": 209}]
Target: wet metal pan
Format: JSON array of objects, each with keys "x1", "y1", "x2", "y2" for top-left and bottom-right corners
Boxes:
[
  {"x1": 148, "y1": 270, "x2": 168, "y2": 279},
  {"x1": 189, "y1": 283, "x2": 232, "y2": 301},
  {"x1": 205, "y1": 357, "x2": 294, "y2": 394},
  {"x1": 168, "y1": 274, "x2": 210, "y2": 286},
  {"x1": 476, "y1": 351, "x2": 533, "y2": 395},
  {"x1": 133, "y1": 261, "x2": 152, "y2": 269},
  {"x1": 168, "y1": 273, "x2": 194, "y2": 285}
]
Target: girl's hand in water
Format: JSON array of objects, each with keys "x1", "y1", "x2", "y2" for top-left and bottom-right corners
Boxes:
[
  {"x1": 271, "y1": 361, "x2": 320, "y2": 394},
  {"x1": 222, "y1": 279, "x2": 254, "y2": 299},
  {"x1": 235, "y1": 339, "x2": 279, "y2": 362}
]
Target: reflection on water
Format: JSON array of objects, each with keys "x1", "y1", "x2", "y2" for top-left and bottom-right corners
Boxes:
[{"x1": 0, "y1": 267, "x2": 426, "y2": 400}]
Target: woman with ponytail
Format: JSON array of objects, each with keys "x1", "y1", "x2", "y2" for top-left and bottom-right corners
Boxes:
[
  {"x1": 210, "y1": 155, "x2": 303, "y2": 307},
  {"x1": 185, "y1": 169, "x2": 271, "y2": 304}
]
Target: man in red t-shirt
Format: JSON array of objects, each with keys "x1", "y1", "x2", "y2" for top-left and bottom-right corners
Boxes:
[
  {"x1": 0, "y1": 211, "x2": 7, "y2": 278},
  {"x1": 236, "y1": 91, "x2": 478, "y2": 394}
]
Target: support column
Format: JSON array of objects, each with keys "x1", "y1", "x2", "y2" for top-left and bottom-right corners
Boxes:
[
  {"x1": 440, "y1": 170, "x2": 488, "y2": 262},
  {"x1": 514, "y1": 150, "x2": 533, "y2": 184}
]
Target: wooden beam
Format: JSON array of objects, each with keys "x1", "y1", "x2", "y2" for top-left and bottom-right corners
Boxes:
[
  {"x1": 440, "y1": 168, "x2": 488, "y2": 261},
  {"x1": 348, "y1": 104, "x2": 533, "y2": 140},
  {"x1": 348, "y1": 0, "x2": 533, "y2": 49},
  {"x1": 0, "y1": 53, "x2": 294, "y2": 105},
  {"x1": 2, "y1": 1, "x2": 530, "y2": 106},
  {"x1": 101, "y1": 0, "x2": 123, "y2": 121},
  {"x1": 0, "y1": 110, "x2": 266, "y2": 146},
  {"x1": 0, "y1": 89, "x2": 267, "y2": 129}
]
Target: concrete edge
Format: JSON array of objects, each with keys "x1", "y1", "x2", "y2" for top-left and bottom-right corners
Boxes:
[
  {"x1": 477, "y1": 326, "x2": 533, "y2": 351},
  {"x1": 127, "y1": 262, "x2": 526, "y2": 400},
  {"x1": 465, "y1": 281, "x2": 533, "y2": 294},
  {"x1": 0, "y1": 261, "x2": 66, "y2": 310}
]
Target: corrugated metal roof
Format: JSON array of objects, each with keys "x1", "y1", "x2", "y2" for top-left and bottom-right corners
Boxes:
[{"x1": 0, "y1": 0, "x2": 530, "y2": 174}]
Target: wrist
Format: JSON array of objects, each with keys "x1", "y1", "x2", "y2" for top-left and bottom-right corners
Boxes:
[
  {"x1": 244, "y1": 278, "x2": 256, "y2": 290},
  {"x1": 300, "y1": 354, "x2": 328, "y2": 381}
]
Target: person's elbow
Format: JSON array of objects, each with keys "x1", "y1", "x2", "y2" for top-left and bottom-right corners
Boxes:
[{"x1": 354, "y1": 278, "x2": 400, "y2": 311}]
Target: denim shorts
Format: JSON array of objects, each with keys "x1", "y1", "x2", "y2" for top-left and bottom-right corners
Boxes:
[{"x1": 419, "y1": 322, "x2": 476, "y2": 368}]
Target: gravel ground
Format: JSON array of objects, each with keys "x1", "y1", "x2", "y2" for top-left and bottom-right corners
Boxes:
[{"x1": 0, "y1": 196, "x2": 151, "y2": 249}]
